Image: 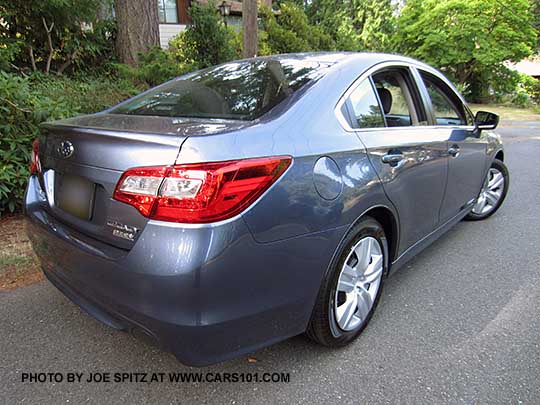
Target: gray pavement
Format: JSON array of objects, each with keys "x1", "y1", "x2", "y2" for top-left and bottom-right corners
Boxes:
[{"x1": 1, "y1": 122, "x2": 540, "y2": 404}]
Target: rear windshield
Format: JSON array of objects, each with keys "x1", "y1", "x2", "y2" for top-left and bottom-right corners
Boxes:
[{"x1": 110, "y1": 58, "x2": 331, "y2": 121}]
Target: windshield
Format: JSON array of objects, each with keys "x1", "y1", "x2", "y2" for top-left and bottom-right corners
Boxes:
[{"x1": 110, "y1": 58, "x2": 332, "y2": 121}]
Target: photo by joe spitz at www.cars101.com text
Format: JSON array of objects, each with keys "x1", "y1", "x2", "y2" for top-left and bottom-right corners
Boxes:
[{"x1": 25, "y1": 52, "x2": 508, "y2": 366}]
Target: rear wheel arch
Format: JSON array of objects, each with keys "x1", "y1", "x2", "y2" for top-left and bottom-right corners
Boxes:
[
  {"x1": 306, "y1": 216, "x2": 388, "y2": 345},
  {"x1": 361, "y1": 206, "x2": 399, "y2": 267},
  {"x1": 314, "y1": 204, "x2": 399, "y2": 305}
]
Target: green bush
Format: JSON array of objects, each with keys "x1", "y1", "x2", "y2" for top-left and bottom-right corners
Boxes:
[
  {"x1": 112, "y1": 47, "x2": 191, "y2": 87},
  {"x1": 259, "y1": 3, "x2": 335, "y2": 54},
  {"x1": 512, "y1": 88, "x2": 531, "y2": 108},
  {"x1": 31, "y1": 73, "x2": 142, "y2": 113},
  {"x1": 0, "y1": 40, "x2": 23, "y2": 72},
  {"x1": 519, "y1": 74, "x2": 540, "y2": 105},
  {"x1": 169, "y1": 1, "x2": 238, "y2": 69},
  {"x1": 0, "y1": 71, "x2": 142, "y2": 215},
  {"x1": 0, "y1": 0, "x2": 115, "y2": 74},
  {"x1": 0, "y1": 72, "x2": 72, "y2": 214}
]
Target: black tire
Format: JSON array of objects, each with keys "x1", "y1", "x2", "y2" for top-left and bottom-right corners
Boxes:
[
  {"x1": 465, "y1": 159, "x2": 509, "y2": 221},
  {"x1": 306, "y1": 217, "x2": 388, "y2": 347}
]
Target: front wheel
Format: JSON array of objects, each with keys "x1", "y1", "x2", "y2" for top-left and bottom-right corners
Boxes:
[
  {"x1": 466, "y1": 159, "x2": 509, "y2": 221},
  {"x1": 306, "y1": 217, "x2": 388, "y2": 346}
]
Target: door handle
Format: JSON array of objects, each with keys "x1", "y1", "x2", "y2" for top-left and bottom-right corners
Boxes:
[
  {"x1": 381, "y1": 153, "x2": 405, "y2": 165},
  {"x1": 448, "y1": 146, "x2": 460, "y2": 157}
]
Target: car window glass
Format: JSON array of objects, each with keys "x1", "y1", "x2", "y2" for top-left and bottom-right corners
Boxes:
[
  {"x1": 347, "y1": 79, "x2": 385, "y2": 129},
  {"x1": 372, "y1": 71, "x2": 419, "y2": 127},
  {"x1": 111, "y1": 58, "x2": 333, "y2": 121},
  {"x1": 420, "y1": 73, "x2": 468, "y2": 126}
]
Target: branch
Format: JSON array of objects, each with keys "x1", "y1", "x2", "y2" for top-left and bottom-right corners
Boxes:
[
  {"x1": 56, "y1": 49, "x2": 78, "y2": 75},
  {"x1": 9, "y1": 63, "x2": 29, "y2": 78},
  {"x1": 0, "y1": 96, "x2": 32, "y2": 113},
  {"x1": 42, "y1": 17, "x2": 55, "y2": 74},
  {"x1": 28, "y1": 45, "x2": 37, "y2": 72}
]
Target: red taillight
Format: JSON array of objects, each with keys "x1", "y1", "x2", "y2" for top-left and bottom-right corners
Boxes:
[
  {"x1": 113, "y1": 156, "x2": 292, "y2": 223},
  {"x1": 30, "y1": 139, "x2": 41, "y2": 175}
]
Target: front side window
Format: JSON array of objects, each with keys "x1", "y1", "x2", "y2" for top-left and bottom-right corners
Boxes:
[
  {"x1": 420, "y1": 72, "x2": 471, "y2": 126},
  {"x1": 111, "y1": 58, "x2": 331, "y2": 121},
  {"x1": 347, "y1": 79, "x2": 385, "y2": 129}
]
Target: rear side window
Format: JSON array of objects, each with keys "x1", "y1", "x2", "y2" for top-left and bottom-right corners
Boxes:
[
  {"x1": 420, "y1": 71, "x2": 473, "y2": 126},
  {"x1": 347, "y1": 79, "x2": 385, "y2": 129},
  {"x1": 111, "y1": 58, "x2": 331, "y2": 121}
]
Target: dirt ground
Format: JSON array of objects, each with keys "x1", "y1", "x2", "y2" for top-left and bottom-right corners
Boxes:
[{"x1": 0, "y1": 215, "x2": 42, "y2": 290}]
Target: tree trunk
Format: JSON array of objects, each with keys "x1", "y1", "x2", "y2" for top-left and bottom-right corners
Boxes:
[
  {"x1": 115, "y1": 0, "x2": 160, "y2": 65},
  {"x1": 242, "y1": 0, "x2": 258, "y2": 58},
  {"x1": 96, "y1": 2, "x2": 111, "y2": 21}
]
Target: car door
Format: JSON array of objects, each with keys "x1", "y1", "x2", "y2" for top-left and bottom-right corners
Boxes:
[
  {"x1": 414, "y1": 68, "x2": 487, "y2": 223},
  {"x1": 343, "y1": 65, "x2": 449, "y2": 255}
]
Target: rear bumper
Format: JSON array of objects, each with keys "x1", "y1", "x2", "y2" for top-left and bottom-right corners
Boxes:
[{"x1": 25, "y1": 176, "x2": 347, "y2": 366}]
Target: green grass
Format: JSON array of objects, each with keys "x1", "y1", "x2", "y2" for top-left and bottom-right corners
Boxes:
[
  {"x1": 0, "y1": 255, "x2": 33, "y2": 275},
  {"x1": 470, "y1": 104, "x2": 540, "y2": 122}
]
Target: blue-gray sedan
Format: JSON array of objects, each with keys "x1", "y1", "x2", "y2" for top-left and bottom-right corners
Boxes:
[{"x1": 25, "y1": 52, "x2": 509, "y2": 366}]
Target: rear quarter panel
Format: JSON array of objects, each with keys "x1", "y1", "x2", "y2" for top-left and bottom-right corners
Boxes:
[{"x1": 176, "y1": 67, "x2": 397, "y2": 244}]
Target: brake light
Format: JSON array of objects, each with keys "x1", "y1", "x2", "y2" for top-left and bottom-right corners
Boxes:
[
  {"x1": 113, "y1": 156, "x2": 292, "y2": 223},
  {"x1": 30, "y1": 139, "x2": 41, "y2": 175}
]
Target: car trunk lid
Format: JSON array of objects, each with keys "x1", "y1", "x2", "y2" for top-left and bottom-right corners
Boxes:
[{"x1": 36, "y1": 113, "x2": 247, "y2": 250}]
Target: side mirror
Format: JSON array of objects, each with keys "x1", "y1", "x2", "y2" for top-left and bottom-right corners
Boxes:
[{"x1": 475, "y1": 111, "x2": 499, "y2": 130}]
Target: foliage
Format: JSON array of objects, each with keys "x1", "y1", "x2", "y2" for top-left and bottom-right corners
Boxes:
[
  {"x1": 519, "y1": 73, "x2": 540, "y2": 104},
  {"x1": 394, "y1": 0, "x2": 536, "y2": 102},
  {"x1": 0, "y1": 39, "x2": 22, "y2": 72},
  {"x1": 0, "y1": 0, "x2": 115, "y2": 74},
  {"x1": 306, "y1": 0, "x2": 395, "y2": 52},
  {"x1": 259, "y1": 2, "x2": 335, "y2": 54},
  {"x1": 170, "y1": 1, "x2": 238, "y2": 69},
  {"x1": 511, "y1": 88, "x2": 531, "y2": 108},
  {"x1": 71, "y1": 19, "x2": 117, "y2": 73},
  {"x1": 30, "y1": 73, "x2": 142, "y2": 113},
  {"x1": 112, "y1": 47, "x2": 191, "y2": 87},
  {"x1": 0, "y1": 72, "x2": 139, "y2": 215},
  {"x1": 0, "y1": 72, "x2": 69, "y2": 214},
  {"x1": 532, "y1": 0, "x2": 540, "y2": 52},
  {"x1": 256, "y1": 29, "x2": 273, "y2": 57},
  {"x1": 454, "y1": 82, "x2": 471, "y2": 99}
]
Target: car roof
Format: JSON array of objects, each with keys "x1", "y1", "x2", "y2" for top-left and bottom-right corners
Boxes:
[
  {"x1": 255, "y1": 51, "x2": 426, "y2": 67},
  {"x1": 248, "y1": 52, "x2": 436, "y2": 82}
]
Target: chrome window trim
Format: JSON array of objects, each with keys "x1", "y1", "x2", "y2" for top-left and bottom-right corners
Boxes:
[
  {"x1": 336, "y1": 124, "x2": 477, "y2": 134},
  {"x1": 335, "y1": 60, "x2": 476, "y2": 133}
]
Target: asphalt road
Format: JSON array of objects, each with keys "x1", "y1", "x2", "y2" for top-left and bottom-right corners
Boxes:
[{"x1": 2, "y1": 122, "x2": 540, "y2": 404}]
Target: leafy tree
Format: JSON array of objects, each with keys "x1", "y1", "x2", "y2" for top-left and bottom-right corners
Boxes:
[
  {"x1": 351, "y1": 0, "x2": 396, "y2": 51},
  {"x1": 532, "y1": 0, "x2": 540, "y2": 52},
  {"x1": 308, "y1": 0, "x2": 395, "y2": 51},
  {"x1": 0, "y1": 0, "x2": 114, "y2": 74},
  {"x1": 394, "y1": 0, "x2": 536, "y2": 101},
  {"x1": 259, "y1": 2, "x2": 335, "y2": 54}
]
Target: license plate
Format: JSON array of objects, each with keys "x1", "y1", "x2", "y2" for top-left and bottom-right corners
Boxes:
[{"x1": 56, "y1": 173, "x2": 96, "y2": 220}]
